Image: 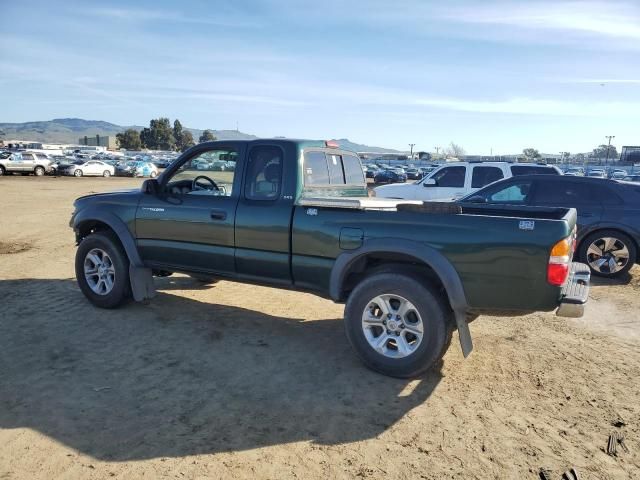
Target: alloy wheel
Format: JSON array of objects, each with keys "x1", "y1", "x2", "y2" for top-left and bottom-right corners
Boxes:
[
  {"x1": 361, "y1": 294, "x2": 424, "y2": 358},
  {"x1": 586, "y1": 237, "x2": 630, "y2": 275},
  {"x1": 84, "y1": 248, "x2": 116, "y2": 295}
]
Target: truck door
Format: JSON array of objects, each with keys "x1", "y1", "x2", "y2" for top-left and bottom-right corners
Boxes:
[
  {"x1": 135, "y1": 144, "x2": 245, "y2": 275},
  {"x1": 234, "y1": 143, "x2": 292, "y2": 283}
]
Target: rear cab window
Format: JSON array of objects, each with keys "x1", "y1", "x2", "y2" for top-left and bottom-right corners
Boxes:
[{"x1": 303, "y1": 150, "x2": 365, "y2": 186}]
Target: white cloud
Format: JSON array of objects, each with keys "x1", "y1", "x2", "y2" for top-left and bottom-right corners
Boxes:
[{"x1": 439, "y1": 1, "x2": 640, "y2": 40}]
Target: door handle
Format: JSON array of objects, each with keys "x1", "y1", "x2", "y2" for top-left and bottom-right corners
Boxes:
[{"x1": 210, "y1": 209, "x2": 227, "y2": 220}]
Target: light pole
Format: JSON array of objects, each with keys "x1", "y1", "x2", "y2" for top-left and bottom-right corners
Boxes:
[
  {"x1": 604, "y1": 135, "x2": 615, "y2": 169},
  {"x1": 409, "y1": 143, "x2": 415, "y2": 160}
]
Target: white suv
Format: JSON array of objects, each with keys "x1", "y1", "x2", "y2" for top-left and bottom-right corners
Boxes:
[{"x1": 373, "y1": 162, "x2": 561, "y2": 201}]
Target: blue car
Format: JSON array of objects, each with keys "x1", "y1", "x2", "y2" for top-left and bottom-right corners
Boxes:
[{"x1": 373, "y1": 169, "x2": 407, "y2": 184}]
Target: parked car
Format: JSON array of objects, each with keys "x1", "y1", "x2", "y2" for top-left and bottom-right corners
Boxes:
[
  {"x1": 586, "y1": 169, "x2": 607, "y2": 178},
  {"x1": 0, "y1": 151, "x2": 54, "y2": 176},
  {"x1": 405, "y1": 168, "x2": 423, "y2": 180},
  {"x1": 374, "y1": 162, "x2": 560, "y2": 201},
  {"x1": 563, "y1": 168, "x2": 584, "y2": 176},
  {"x1": 460, "y1": 175, "x2": 640, "y2": 278},
  {"x1": 609, "y1": 169, "x2": 628, "y2": 180},
  {"x1": 373, "y1": 169, "x2": 407, "y2": 184},
  {"x1": 70, "y1": 139, "x2": 589, "y2": 378},
  {"x1": 59, "y1": 160, "x2": 115, "y2": 177},
  {"x1": 623, "y1": 175, "x2": 640, "y2": 183}
]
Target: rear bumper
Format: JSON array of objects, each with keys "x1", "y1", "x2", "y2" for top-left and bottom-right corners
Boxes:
[{"x1": 556, "y1": 262, "x2": 590, "y2": 318}]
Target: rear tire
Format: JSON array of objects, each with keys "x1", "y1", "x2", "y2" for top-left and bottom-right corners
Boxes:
[
  {"x1": 34, "y1": 166, "x2": 45, "y2": 176},
  {"x1": 75, "y1": 231, "x2": 130, "y2": 308},
  {"x1": 150, "y1": 171, "x2": 157, "y2": 178},
  {"x1": 0, "y1": 166, "x2": 5, "y2": 176},
  {"x1": 103, "y1": 170, "x2": 111, "y2": 177},
  {"x1": 344, "y1": 272, "x2": 452, "y2": 378}
]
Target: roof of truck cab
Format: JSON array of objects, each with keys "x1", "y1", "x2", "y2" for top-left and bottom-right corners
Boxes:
[{"x1": 198, "y1": 138, "x2": 357, "y2": 153}]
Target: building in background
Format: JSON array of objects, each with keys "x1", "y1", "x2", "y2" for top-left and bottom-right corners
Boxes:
[
  {"x1": 620, "y1": 146, "x2": 640, "y2": 165},
  {"x1": 78, "y1": 134, "x2": 117, "y2": 150}
]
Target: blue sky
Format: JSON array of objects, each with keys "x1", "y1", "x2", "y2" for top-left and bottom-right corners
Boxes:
[{"x1": 1, "y1": 0, "x2": 639, "y2": 154}]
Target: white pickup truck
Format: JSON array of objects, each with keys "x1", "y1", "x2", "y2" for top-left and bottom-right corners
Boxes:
[{"x1": 373, "y1": 161, "x2": 561, "y2": 201}]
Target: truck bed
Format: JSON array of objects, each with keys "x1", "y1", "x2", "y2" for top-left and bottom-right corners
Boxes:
[{"x1": 298, "y1": 196, "x2": 572, "y2": 220}]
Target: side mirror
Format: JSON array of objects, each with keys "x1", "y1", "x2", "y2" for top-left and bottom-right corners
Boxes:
[
  {"x1": 465, "y1": 195, "x2": 487, "y2": 204},
  {"x1": 141, "y1": 178, "x2": 159, "y2": 194},
  {"x1": 423, "y1": 178, "x2": 437, "y2": 187}
]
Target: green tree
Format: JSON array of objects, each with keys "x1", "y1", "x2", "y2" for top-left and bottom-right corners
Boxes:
[
  {"x1": 140, "y1": 118, "x2": 175, "y2": 151},
  {"x1": 591, "y1": 144, "x2": 618, "y2": 161},
  {"x1": 522, "y1": 148, "x2": 541, "y2": 161},
  {"x1": 199, "y1": 129, "x2": 216, "y2": 143},
  {"x1": 180, "y1": 130, "x2": 195, "y2": 151},
  {"x1": 116, "y1": 129, "x2": 143, "y2": 150},
  {"x1": 173, "y1": 119, "x2": 184, "y2": 152}
]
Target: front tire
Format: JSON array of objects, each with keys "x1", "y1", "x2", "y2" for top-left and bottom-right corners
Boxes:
[
  {"x1": 34, "y1": 166, "x2": 45, "y2": 176},
  {"x1": 75, "y1": 232, "x2": 130, "y2": 308},
  {"x1": 344, "y1": 272, "x2": 452, "y2": 378},
  {"x1": 578, "y1": 230, "x2": 637, "y2": 278},
  {"x1": 74, "y1": 169, "x2": 83, "y2": 177}
]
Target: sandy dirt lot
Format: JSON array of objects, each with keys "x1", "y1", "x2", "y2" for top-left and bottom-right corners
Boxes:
[{"x1": 1, "y1": 176, "x2": 639, "y2": 479}]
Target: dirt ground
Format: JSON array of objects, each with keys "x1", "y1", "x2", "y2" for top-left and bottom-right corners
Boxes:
[{"x1": 1, "y1": 176, "x2": 639, "y2": 479}]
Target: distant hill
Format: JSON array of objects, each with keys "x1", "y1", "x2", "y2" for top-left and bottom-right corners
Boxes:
[{"x1": 0, "y1": 118, "x2": 400, "y2": 153}]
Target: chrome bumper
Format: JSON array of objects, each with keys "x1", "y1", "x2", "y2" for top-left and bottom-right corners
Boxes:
[{"x1": 556, "y1": 262, "x2": 590, "y2": 318}]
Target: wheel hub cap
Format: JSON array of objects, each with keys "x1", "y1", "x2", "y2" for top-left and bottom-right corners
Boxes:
[
  {"x1": 586, "y1": 237, "x2": 629, "y2": 274},
  {"x1": 84, "y1": 248, "x2": 115, "y2": 295},
  {"x1": 361, "y1": 294, "x2": 424, "y2": 359}
]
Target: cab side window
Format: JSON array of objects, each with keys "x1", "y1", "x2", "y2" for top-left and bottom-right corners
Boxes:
[
  {"x1": 433, "y1": 166, "x2": 466, "y2": 188},
  {"x1": 244, "y1": 145, "x2": 283, "y2": 200},
  {"x1": 471, "y1": 166, "x2": 503, "y2": 188}
]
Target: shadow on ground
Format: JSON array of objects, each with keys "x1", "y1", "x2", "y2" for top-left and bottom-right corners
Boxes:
[{"x1": 0, "y1": 278, "x2": 442, "y2": 461}]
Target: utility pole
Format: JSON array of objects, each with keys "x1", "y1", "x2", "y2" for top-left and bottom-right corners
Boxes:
[
  {"x1": 604, "y1": 135, "x2": 615, "y2": 169},
  {"x1": 408, "y1": 143, "x2": 415, "y2": 160}
]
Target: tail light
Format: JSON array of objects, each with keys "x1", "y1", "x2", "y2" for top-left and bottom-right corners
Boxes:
[{"x1": 547, "y1": 230, "x2": 575, "y2": 286}]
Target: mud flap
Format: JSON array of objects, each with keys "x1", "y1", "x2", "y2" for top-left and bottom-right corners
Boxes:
[
  {"x1": 454, "y1": 310, "x2": 473, "y2": 357},
  {"x1": 129, "y1": 266, "x2": 156, "y2": 302}
]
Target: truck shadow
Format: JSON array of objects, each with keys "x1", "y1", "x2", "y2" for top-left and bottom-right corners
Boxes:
[{"x1": 0, "y1": 278, "x2": 442, "y2": 461}]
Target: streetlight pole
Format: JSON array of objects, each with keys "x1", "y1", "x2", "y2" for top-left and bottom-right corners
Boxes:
[
  {"x1": 604, "y1": 135, "x2": 615, "y2": 170},
  {"x1": 409, "y1": 143, "x2": 415, "y2": 160}
]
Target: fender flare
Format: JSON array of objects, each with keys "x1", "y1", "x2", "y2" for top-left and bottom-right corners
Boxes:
[
  {"x1": 72, "y1": 209, "x2": 155, "y2": 302},
  {"x1": 329, "y1": 238, "x2": 473, "y2": 356},
  {"x1": 73, "y1": 209, "x2": 143, "y2": 267}
]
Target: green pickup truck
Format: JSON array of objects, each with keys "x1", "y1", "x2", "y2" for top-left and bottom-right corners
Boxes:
[{"x1": 71, "y1": 139, "x2": 589, "y2": 377}]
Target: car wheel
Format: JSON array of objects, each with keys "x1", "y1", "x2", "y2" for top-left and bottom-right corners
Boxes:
[
  {"x1": 344, "y1": 272, "x2": 453, "y2": 378},
  {"x1": 103, "y1": 170, "x2": 111, "y2": 177},
  {"x1": 578, "y1": 230, "x2": 637, "y2": 278},
  {"x1": 75, "y1": 231, "x2": 130, "y2": 308},
  {"x1": 0, "y1": 166, "x2": 5, "y2": 176},
  {"x1": 150, "y1": 171, "x2": 157, "y2": 178},
  {"x1": 74, "y1": 169, "x2": 83, "y2": 177},
  {"x1": 34, "y1": 166, "x2": 45, "y2": 176}
]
